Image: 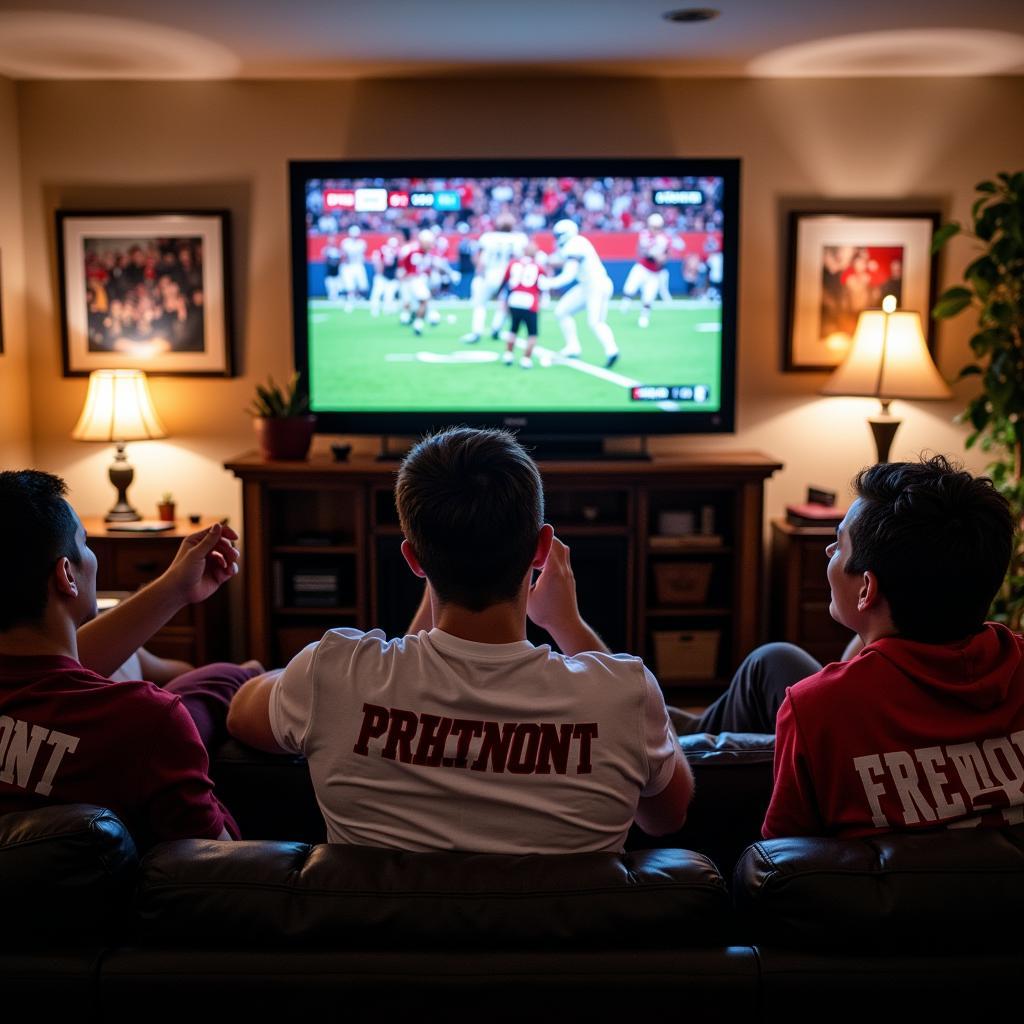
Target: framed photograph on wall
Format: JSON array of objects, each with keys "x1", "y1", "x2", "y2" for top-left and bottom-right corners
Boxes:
[
  {"x1": 57, "y1": 210, "x2": 233, "y2": 376},
  {"x1": 783, "y1": 209, "x2": 940, "y2": 372}
]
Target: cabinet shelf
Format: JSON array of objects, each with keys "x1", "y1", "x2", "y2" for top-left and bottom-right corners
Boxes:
[
  {"x1": 275, "y1": 606, "x2": 358, "y2": 618},
  {"x1": 646, "y1": 606, "x2": 731, "y2": 618},
  {"x1": 226, "y1": 451, "x2": 782, "y2": 677},
  {"x1": 273, "y1": 544, "x2": 357, "y2": 556},
  {"x1": 647, "y1": 542, "x2": 732, "y2": 555}
]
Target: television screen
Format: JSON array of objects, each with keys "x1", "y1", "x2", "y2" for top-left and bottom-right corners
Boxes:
[{"x1": 290, "y1": 159, "x2": 738, "y2": 440}]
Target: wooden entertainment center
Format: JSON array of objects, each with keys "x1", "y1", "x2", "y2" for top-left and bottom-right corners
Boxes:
[{"x1": 226, "y1": 452, "x2": 781, "y2": 697}]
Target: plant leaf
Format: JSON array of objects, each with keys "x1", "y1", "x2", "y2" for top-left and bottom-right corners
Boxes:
[
  {"x1": 930, "y1": 221, "x2": 961, "y2": 253},
  {"x1": 932, "y1": 286, "x2": 973, "y2": 319}
]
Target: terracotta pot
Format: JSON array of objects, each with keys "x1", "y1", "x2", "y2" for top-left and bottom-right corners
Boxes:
[
  {"x1": 157, "y1": 503, "x2": 176, "y2": 522},
  {"x1": 253, "y1": 415, "x2": 316, "y2": 461}
]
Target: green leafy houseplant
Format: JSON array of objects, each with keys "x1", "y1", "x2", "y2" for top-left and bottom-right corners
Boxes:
[
  {"x1": 932, "y1": 171, "x2": 1024, "y2": 628},
  {"x1": 246, "y1": 372, "x2": 310, "y2": 419},
  {"x1": 246, "y1": 372, "x2": 315, "y2": 461}
]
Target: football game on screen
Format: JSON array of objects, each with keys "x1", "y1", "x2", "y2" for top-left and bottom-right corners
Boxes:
[{"x1": 304, "y1": 174, "x2": 725, "y2": 414}]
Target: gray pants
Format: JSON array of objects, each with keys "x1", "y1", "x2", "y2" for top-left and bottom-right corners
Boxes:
[{"x1": 671, "y1": 642, "x2": 823, "y2": 736}]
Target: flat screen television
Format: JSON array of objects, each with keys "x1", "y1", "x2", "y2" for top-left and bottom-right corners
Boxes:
[{"x1": 290, "y1": 158, "x2": 739, "y2": 456}]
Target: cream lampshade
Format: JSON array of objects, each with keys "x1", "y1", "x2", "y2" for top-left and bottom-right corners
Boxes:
[
  {"x1": 72, "y1": 369, "x2": 168, "y2": 522},
  {"x1": 820, "y1": 296, "x2": 951, "y2": 463}
]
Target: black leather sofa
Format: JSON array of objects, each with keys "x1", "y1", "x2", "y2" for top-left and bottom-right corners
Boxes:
[{"x1": 3, "y1": 733, "x2": 1023, "y2": 1020}]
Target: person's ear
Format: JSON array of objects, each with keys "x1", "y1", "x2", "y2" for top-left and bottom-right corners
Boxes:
[
  {"x1": 857, "y1": 570, "x2": 881, "y2": 612},
  {"x1": 532, "y1": 524, "x2": 555, "y2": 568},
  {"x1": 54, "y1": 557, "x2": 79, "y2": 598},
  {"x1": 400, "y1": 539, "x2": 427, "y2": 578}
]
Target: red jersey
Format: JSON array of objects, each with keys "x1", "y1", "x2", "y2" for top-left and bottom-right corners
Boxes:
[
  {"x1": 0, "y1": 654, "x2": 236, "y2": 848},
  {"x1": 502, "y1": 257, "x2": 545, "y2": 314},
  {"x1": 399, "y1": 242, "x2": 432, "y2": 278},
  {"x1": 763, "y1": 624, "x2": 1024, "y2": 840},
  {"x1": 638, "y1": 230, "x2": 670, "y2": 272}
]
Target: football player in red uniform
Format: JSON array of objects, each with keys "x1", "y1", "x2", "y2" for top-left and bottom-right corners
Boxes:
[
  {"x1": 500, "y1": 245, "x2": 547, "y2": 369},
  {"x1": 621, "y1": 212, "x2": 671, "y2": 328}
]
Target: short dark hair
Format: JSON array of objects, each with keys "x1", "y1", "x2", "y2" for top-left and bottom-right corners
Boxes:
[
  {"x1": 0, "y1": 471, "x2": 82, "y2": 631},
  {"x1": 846, "y1": 455, "x2": 1013, "y2": 643},
  {"x1": 395, "y1": 427, "x2": 544, "y2": 612}
]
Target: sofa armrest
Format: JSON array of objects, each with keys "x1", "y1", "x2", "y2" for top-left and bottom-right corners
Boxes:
[
  {"x1": 0, "y1": 803, "x2": 138, "y2": 944},
  {"x1": 733, "y1": 824, "x2": 1024, "y2": 951}
]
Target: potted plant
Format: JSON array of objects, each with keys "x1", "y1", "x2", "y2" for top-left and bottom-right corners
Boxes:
[
  {"x1": 246, "y1": 371, "x2": 315, "y2": 461},
  {"x1": 931, "y1": 170, "x2": 1024, "y2": 628},
  {"x1": 157, "y1": 492, "x2": 177, "y2": 522}
]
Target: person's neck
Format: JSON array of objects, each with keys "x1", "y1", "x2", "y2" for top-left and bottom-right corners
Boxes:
[
  {"x1": 0, "y1": 614, "x2": 79, "y2": 661},
  {"x1": 434, "y1": 598, "x2": 527, "y2": 646}
]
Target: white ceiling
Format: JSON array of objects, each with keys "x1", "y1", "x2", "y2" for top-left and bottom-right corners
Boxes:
[{"x1": 0, "y1": 0, "x2": 1023, "y2": 79}]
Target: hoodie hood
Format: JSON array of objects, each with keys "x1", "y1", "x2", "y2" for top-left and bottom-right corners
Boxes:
[{"x1": 867, "y1": 623, "x2": 1023, "y2": 711}]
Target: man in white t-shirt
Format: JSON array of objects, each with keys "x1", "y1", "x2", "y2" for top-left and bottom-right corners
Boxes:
[{"x1": 227, "y1": 427, "x2": 692, "y2": 854}]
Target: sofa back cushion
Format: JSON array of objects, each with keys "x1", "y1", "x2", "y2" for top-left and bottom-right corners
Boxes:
[
  {"x1": 0, "y1": 803, "x2": 138, "y2": 945},
  {"x1": 734, "y1": 825, "x2": 1024, "y2": 950},
  {"x1": 138, "y1": 841, "x2": 728, "y2": 948}
]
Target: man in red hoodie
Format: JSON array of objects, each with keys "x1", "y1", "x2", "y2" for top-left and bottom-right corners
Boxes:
[
  {"x1": 762, "y1": 455, "x2": 1023, "y2": 838},
  {"x1": 674, "y1": 455, "x2": 1022, "y2": 838}
]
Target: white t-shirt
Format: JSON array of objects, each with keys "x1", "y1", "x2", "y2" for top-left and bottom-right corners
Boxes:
[{"x1": 268, "y1": 627, "x2": 678, "y2": 854}]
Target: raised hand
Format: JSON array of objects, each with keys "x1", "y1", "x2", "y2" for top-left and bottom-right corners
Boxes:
[{"x1": 165, "y1": 522, "x2": 241, "y2": 605}]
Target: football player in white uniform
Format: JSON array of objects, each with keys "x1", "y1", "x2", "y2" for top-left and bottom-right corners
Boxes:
[
  {"x1": 340, "y1": 225, "x2": 369, "y2": 312},
  {"x1": 462, "y1": 212, "x2": 528, "y2": 344},
  {"x1": 540, "y1": 219, "x2": 619, "y2": 369},
  {"x1": 621, "y1": 213, "x2": 670, "y2": 328}
]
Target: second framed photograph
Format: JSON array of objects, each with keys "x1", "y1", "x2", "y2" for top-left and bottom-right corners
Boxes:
[
  {"x1": 783, "y1": 209, "x2": 940, "y2": 372},
  {"x1": 57, "y1": 210, "x2": 233, "y2": 376}
]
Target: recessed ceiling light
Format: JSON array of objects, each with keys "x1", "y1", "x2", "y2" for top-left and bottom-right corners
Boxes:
[{"x1": 662, "y1": 8, "x2": 720, "y2": 23}]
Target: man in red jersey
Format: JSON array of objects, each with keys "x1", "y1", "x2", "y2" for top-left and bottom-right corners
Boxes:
[
  {"x1": 0, "y1": 470, "x2": 256, "y2": 847},
  {"x1": 499, "y1": 243, "x2": 547, "y2": 370}
]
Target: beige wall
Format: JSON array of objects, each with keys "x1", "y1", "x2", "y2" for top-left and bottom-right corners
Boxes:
[
  {"x1": 0, "y1": 75, "x2": 31, "y2": 467},
  {"x1": 12, "y1": 75, "x2": 1024, "y2": 529}
]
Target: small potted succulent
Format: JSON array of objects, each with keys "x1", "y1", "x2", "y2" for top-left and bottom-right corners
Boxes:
[
  {"x1": 247, "y1": 372, "x2": 315, "y2": 461},
  {"x1": 157, "y1": 493, "x2": 177, "y2": 522}
]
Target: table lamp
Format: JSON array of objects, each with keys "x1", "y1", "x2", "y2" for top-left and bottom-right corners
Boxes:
[
  {"x1": 71, "y1": 369, "x2": 167, "y2": 522},
  {"x1": 820, "y1": 296, "x2": 951, "y2": 463}
]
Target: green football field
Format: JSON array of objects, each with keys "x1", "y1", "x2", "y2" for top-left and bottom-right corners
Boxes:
[{"x1": 309, "y1": 301, "x2": 722, "y2": 414}]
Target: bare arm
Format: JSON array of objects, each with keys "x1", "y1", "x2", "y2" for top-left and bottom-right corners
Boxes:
[
  {"x1": 226, "y1": 670, "x2": 288, "y2": 754},
  {"x1": 136, "y1": 647, "x2": 195, "y2": 685},
  {"x1": 635, "y1": 748, "x2": 694, "y2": 836},
  {"x1": 526, "y1": 536, "x2": 609, "y2": 656},
  {"x1": 78, "y1": 523, "x2": 240, "y2": 677}
]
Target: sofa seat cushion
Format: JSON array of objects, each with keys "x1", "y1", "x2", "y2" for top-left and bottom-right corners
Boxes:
[
  {"x1": 138, "y1": 841, "x2": 728, "y2": 948},
  {"x1": 0, "y1": 803, "x2": 138, "y2": 945},
  {"x1": 734, "y1": 824, "x2": 1024, "y2": 951}
]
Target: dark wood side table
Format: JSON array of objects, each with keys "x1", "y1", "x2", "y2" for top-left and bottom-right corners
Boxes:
[
  {"x1": 84, "y1": 516, "x2": 231, "y2": 666},
  {"x1": 770, "y1": 519, "x2": 854, "y2": 666}
]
